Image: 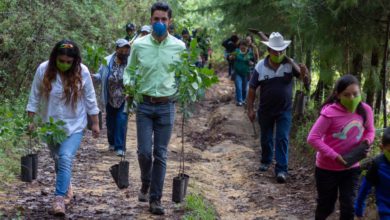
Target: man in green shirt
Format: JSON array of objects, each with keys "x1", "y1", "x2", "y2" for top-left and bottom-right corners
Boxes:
[{"x1": 123, "y1": 2, "x2": 185, "y2": 215}]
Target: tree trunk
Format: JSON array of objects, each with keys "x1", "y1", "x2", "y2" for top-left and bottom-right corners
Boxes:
[
  {"x1": 351, "y1": 53, "x2": 363, "y2": 81},
  {"x1": 366, "y1": 48, "x2": 379, "y2": 107},
  {"x1": 375, "y1": 90, "x2": 382, "y2": 115},
  {"x1": 381, "y1": 16, "x2": 390, "y2": 127}
]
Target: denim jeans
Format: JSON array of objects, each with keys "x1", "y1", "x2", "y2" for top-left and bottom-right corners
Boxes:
[
  {"x1": 106, "y1": 102, "x2": 128, "y2": 151},
  {"x1": 136, "y1": 101, "x2": 175, "y2": 202},
  {"x1": 315, "y1": 167, "x2": 360, "y2": 220},
  {"x1": 234, "y1": 74, "x2": 248, "y2": 103},
  {"x1": 258, "y1": 110, "x2": 292, "y2": 174},
  {"x1": 48, "y1": 132, "x2": 83, "y2": 196}
]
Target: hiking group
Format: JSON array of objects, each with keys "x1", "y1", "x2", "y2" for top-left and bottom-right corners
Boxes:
[{"x1": 25, "y1": 1, "x2": 389, "y2": 219}]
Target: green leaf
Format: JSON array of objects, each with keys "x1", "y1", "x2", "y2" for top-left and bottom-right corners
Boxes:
[{"x1": 191, "y1": 82, "x2": 199, "y2": 90}]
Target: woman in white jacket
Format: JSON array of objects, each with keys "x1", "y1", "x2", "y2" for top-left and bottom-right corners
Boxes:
[{"x1": 26, "y1": 39, "x2": 100, "y2": 215}]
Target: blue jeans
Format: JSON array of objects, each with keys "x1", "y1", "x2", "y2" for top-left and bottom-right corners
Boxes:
[
  {"x1": 49, "y1": 132, "x2": 83, "y2": 196},
  {"x1": 136, "y1": 101, "x2": 175, "y2": 202},
  {"x1": 106, "y1": 102, "x2": 128, "y2": 151},
  {"x1": 234, "y1": 74, "x2": 248, "y2": 103},
  {"x1": 258, "y1": 110, "x2": 292, "y2": 174}
]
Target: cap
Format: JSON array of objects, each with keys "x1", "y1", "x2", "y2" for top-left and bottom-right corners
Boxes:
[
  {"x1": 126, "y1": 23, "x2": 136, "y2": 31},
  {"x1": 115, "y1": 39, "x2": 130, "y2": 48},
  {"x1": 141, "y1": 25, "x2": 151, "y2": 33}
]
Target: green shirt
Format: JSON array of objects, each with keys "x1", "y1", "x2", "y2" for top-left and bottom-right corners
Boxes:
[
  {"x1": 124, "y1": 34, "x2": 186, "y2": 97},
  {"x1": 233, "y1": 49, "x2": 254, "y2": 77}
]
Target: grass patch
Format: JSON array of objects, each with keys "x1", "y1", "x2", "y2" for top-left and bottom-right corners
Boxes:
[{"x1": 183, "y1": 193, "x2": 218, "y2": 220}]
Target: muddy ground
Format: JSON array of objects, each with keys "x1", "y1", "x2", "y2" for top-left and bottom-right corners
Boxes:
[{"x1": 0, "y1": 71, "x2": 377, "y2": 219}]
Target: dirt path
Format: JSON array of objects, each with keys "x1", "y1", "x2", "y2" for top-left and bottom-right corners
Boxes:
[{"x1": 0, "y1": 72, "x2": 319, "y2": 219}]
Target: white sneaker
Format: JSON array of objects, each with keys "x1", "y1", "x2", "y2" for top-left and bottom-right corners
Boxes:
[{"x1": 115, "y1": 149, "x2": 125, "y2": 157}]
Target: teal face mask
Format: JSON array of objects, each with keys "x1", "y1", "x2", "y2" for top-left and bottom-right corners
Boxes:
[
  {"x1": 56, "y1": 59, "x2": 72, "y2": 72},
  {"x1": 340, "y1": 95, "x2": 362, "y2": 113},
  {"x1": 270, "y1": 53, "x2": 285, "y2": 64},
  {"x1": 384, "y1": 149, "x2": 390, "y2": 161}
]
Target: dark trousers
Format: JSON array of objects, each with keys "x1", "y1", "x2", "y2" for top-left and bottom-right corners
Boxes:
[
  {"x1": 136, "y1": 101, "x2": 175, "y2": 202},
  {"x1": 106, "y1": 102, "x2": 128, "y2": 151},
  {"x1": 315, "y1": 167, "x2": 360, "y2": 220},
  {"x1": 258, "y1": 111, "x2": 292, "y2": 174}
]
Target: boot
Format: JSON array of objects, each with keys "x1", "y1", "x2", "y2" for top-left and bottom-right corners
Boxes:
[
  {"x1": 138, "y1": 183, "x2": 149, "y2": 202},
  {"x1": 64, "y1": 182, "x2": 73, "y2": 205},
  {"x1": 53, "y1": 196, "x2": 65, "y2": 216}
]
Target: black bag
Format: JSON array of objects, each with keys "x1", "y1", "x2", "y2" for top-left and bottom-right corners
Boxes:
[
  {"x1": 172, "y1": 119, "x2": 190, "y2": 203},
  {"x1": 109, "y1": 159, "x2": 129, "y2": 189},
  {"x1": 87, "y1": 111, "x2": 102, "y2": 130},
  {"x1": 21, "y1": 155, "x2": 33, "y2": 182},
  {"x1": 172, "y1": 173, "x2": 190, "y2": 203},
  {"x1": 342, "y1": 142, "x2": 369, "y2": 167}
]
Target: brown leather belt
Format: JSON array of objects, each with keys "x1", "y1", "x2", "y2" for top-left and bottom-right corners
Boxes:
[{"x1": 142, "y1": 95, "x2": 172, "y2": 104}]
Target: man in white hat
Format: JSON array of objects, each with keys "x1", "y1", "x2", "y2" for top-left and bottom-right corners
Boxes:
[{"x1": 247, "y1": 32, "x2": 309, "y2": 183}]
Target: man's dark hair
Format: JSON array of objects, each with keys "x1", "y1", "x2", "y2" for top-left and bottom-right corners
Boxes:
[
  {"x1": 151, "y1": 2, "x2": 172, "y2": 18},
  {"x1": 231, "y1": 35, "x2": 239, "y2": 43},
  {"x1": 182, "y1": 28, "x2": 189, "y2": 35},
  {"x1": 382, "y1": 127, "x2": 390, "y2": 146},
  {"x1": 239, "y1": 39, "x2": 248, "y2": 47}
]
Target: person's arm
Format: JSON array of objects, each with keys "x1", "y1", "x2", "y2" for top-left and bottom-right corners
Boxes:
[
  {"x1": 354, "y1": 177, "x2": 373, "y2": 218},
  {"x1": 124, "y1": 45, "x2": 138, "y2": 86},
  {"x1": 307, "y1": 115, "x2": 344, "y2": 163},
  {"x1": 286, "y1": 56, "x2": 310, "y2": 91},
  {"x1": 91, "y1": 64, "x2": 104, "y2": 83},
  {"x1": 252, "y1": 45, "x2": 259, "y2": 62},
  {"x1": 247, "y1": 87, "x2": 256, "y2": 122},
  {"x1": 361, "y1": 104, "x2": 375, "y2": 144},
  {"x1": 247, "y1": 69, "x2": 260, "y2": 122},
  {"x1": 83, "y1": 67, "x2": 100, "y2": 138},
  {"x1": 26, "y1": 65, "x2": 43, "y2": 115}
]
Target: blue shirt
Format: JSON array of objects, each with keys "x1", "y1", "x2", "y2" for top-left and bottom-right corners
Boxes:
[{"x1": 355, "y1": 154, "x2": 390, "y2": 219}]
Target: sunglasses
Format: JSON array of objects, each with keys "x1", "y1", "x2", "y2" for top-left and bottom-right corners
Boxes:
[{"x1": 59, "y1": 43, "x2": 74, "y2": 49}]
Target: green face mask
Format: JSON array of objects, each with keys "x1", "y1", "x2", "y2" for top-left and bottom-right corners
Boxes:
[
  {"x1": 340, "y1": 95, "x2": 362, "y2": 113},
  {"x1": 384, "y1": 149, "x2": 390, "y2": 161},
  {"x1": 270, "y1": 53, "x2": 285, "y2": 64},
  {"x1": 56, "y1": 59, "x2": 72, "y2": 72}
]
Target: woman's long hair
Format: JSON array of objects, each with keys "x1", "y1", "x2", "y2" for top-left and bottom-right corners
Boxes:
[
  {"x1": 321, "y1": 74, "x2": 367, "y2": 125},
  {"x1": 42, "y1": 39, "x2": 82, "y2": 110}
]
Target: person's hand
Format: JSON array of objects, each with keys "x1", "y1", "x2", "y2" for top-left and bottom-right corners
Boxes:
[
  {"x1": 363, "y1": 140, "x2": 372, "y2": 157},
  {"x1": 247, "y1": 109, "x2": 256, "y2": 122},
  {"x1": 91, "y1": 123, "x2": 100, "y2": 138},
  {"x1": 298, "y1": 63, "x2": 309, "y2": 78},
  {"x1": 27, "y1": 123, "x2": 36, "y2": 133},
  {"x1": 249, "y1": 61, "x2": 254, "y2": 66},
  {"x1": 336, "y1": 155, "x2": 347, "y2": 166},
  {"x1": 126, "y1": 95, "x2": 133, "y2": 102}
]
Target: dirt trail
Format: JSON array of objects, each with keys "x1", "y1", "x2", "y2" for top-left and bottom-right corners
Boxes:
[
  {"x1": 0, "y1": 72, "x2": 319, "y2": 219},
  {"x1": 180, "y1": 75, "x2": 317, "y2": 219}
]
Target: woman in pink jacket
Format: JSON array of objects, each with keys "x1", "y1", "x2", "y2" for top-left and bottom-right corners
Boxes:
[{"x1": 307, "y1": 74, "x2": 375, "y2": 220}]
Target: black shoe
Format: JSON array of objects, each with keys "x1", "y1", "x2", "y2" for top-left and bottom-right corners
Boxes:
[
  {"x1": 149, "y1": 200, "x2": 165, "y2": 215},
  {"x1": 276, "y1": 172, "x2": 287, "y2": 183},
  {"x1": 236, "y1": 102, "x2": 243, "y2": 106},
  {"x1": 138, "y1": 184, "x2": 149, "y2": 202},
  {"x1": 258, "y1": 163, "x2": 270, "y2": 172}
]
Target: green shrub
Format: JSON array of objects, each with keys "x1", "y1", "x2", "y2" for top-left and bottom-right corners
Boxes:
[{"x1": 183, "y1": 193, "x2": 217, "y2": 220}]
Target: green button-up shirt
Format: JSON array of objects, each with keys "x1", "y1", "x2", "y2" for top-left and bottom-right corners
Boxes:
[{"x1": 124, "y1": 34, "x2": 186, "y2": 97}]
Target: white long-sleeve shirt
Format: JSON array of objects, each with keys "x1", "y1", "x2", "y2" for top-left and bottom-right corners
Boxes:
[{"x1": 27, "y1": 61, "x2": 100, "y2": 136}]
